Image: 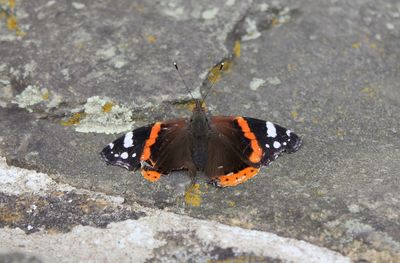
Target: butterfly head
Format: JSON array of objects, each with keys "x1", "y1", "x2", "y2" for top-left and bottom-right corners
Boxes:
[
  {"x1": 173, "y1": 61, "x2": 224, "y2": 109},
  {"x1": 190, "y1": 99, "x2": 209, "y2": 135}
]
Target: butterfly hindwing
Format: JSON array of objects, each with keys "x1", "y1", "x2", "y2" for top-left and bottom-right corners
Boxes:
[
  {"x1": 142, "y1": 119, "x2": 194, "y2": 175},
  {"x1": 205, "y1": 116, "x2": 260, "y2": 187}
]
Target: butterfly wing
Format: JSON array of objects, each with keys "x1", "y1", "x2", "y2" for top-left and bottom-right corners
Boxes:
[
  {"x1": 207, "y1": 116, "x2": 302, "y2": 187},
  {"x1": 100, "y1": 125, "x2": 153, "y2": 171},
  {"x1": 244, "y1": 117, "x2": 302, "y2": 163},
  {"x1": 101, "y1": 119, "x2": 194, "y2": 182},
  {"x1": 142, "y1": 119, "x2": 194, "y2": 175}
]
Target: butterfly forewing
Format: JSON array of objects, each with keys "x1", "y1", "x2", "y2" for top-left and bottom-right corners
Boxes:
[
  {"x1": 243, "y1": 117, "x2": 302, "y2": 164},
  {"x1": 100, "y1": 125, "x2": 153, "y2": 171}
]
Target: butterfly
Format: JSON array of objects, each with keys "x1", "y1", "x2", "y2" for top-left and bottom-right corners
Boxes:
[{"x1": 100, "y1": 62, "x2": 302, "y2": 187}]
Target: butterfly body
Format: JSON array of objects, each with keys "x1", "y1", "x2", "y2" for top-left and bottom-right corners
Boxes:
[
  {"x1": 100, "y1": 99, "x2": 302, "y2": 187},
  {"x1": 189, "y1": 100, "x2": 210, "y2": 172}
]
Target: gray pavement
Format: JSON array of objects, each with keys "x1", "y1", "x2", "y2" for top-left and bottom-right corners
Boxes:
[{"x1": 0, "y1": 0, "x2": 399, "y2": 262}]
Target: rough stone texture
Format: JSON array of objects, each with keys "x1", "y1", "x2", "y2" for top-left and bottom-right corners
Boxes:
[
  {"x1": 1, "y1": 0, "x2": 399, "y2": 262},
  {"x1": 0, "y1": 159, "x2": 350, "y2": 263}
]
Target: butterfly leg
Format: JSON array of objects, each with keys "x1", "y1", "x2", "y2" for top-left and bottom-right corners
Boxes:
[{"x1": 209, "y1": 167, "x2": 260, "y2": 187}]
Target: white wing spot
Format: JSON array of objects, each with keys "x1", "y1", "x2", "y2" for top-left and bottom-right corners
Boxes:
[
  {"x1": 121, "y1": 152, "x2": 129, "y2": 159},
  {"x1": 123, "y1": 132, "x2": 134, "y2": 148},
  {"x1": 109, "y1": 143, "x2": 114, "y2": 149},
  {"x1": 273, "y1": 141, "x2": 281, "y2": 149},
  {"x1": 265, "y1": 143, "x2": 270, "y2": 148},
  {"x1": 114, "y1": 153, "x2": 119, "y2": 157},
  {"x1": 266, "y1": 122, "x2": 277, "y2": 138},
  {"x1": 283, "y1": 142, "x2": 287, "y2": 146},
  {"x1": 132, "y1": 153, "x2": 137, "y2": 158},
  {"x1": 286, "y1": 130, "x2": 291, "y2": 136}
]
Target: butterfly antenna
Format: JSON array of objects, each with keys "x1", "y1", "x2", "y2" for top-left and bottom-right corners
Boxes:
[
  {"x1": 173, "y1": 62, "x2": 195, "y2": 101},
  {"x1": 202, "y1": 62, "x2": 224, "y2": 103}
]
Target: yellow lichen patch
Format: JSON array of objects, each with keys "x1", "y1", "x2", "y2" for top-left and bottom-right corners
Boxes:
[
  {"x1": 361, "y1": 86, "x2": 376, "y2": 98},
  {"x1": 8, "y1": 0, "x2": 14, "y2": 10},
  {"x1": 146, "y1": 35, "x2": 157, "y2": 44},
  {"x1": 75, "y1": 42, "x2": 86, "y2": 50},
  {"x1": 15, "y1": 27, "x2": 26, "y2": 36},
  {"x1": 336, "y1": 128, "x2": 346, "y2": 138},
  {"x1": 184, "y1": 183, "x2": 202, "y2": 207},
  {"x1": 315, "y1": 189, "x2": 327, "y2": 197},
  {"x1": 60, "y1": 112, "x2": 86, "y2": 126},
  {"x1": 201, "y1": 100, "x2": 206, "y2": 109},
  {"x1": 227, "y1": 200, "x2": 236, "y2": 207},
  {"x1": 1, "y1": 0, "x2": 26, "y2": 36},
  {"x1": 352, "y1": 42, "x2": 361, "y2": 49},
  {"x1": 207, "y1": 66, "x2": 221, "y2": 83},
  {"x1": 173, "y1": 99, "x2": 201, "y2": 111},
  {"x1": 271, "y1": 17, "x2": 279, "y2": 26},
  {"x1": 187, "y1": 100, "x2": 196, "y2": 111},
  {"x1": 207, "y1": 60, "x2": 232, "y2": 83},
  {"x1": 291, "y1": 110, "x2": 298, "y2": 120},
  {"x1": 6, "y1": 14, "x2": 16, "y2": 29},
  {"x1": 233, "y1": 40, "x2": 241, "y2": 57},
  {"x1": 102, "y1": 101, "x2": 113, "y2": 113},
  {"x1": 41, "y1": 90, "x2": 49, "y2": 100}
]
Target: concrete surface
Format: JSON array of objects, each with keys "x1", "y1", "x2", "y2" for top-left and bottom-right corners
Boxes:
[
  {"x1": 0, "y1": 0, "x2": 399, "y2": 262},
  {"x1": 0, "y1": 157, "x2": 350, "y2": 262}
]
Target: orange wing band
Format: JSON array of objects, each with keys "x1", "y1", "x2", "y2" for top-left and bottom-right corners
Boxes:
[
  {"x1": 141, "y1": 169, "x2": 161, "y2": 182},
  {"x1": 216, "y1": 167, "x2": 260, "y2": 187},
  {"x1": 140, "y1": 122, "x2": 162, "y2": 161},
  {"x1": 236, "y1": 117, "x2": 263, "y2": 163}
]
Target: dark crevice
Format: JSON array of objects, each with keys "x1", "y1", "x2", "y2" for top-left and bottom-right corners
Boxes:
[{"x1": 0, "y1": 192, "x2": 145, "y2": 234}]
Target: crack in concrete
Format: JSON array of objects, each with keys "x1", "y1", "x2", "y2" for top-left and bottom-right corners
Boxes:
[{"x1": 199, "y1": 2, "x2": 300, "y2": 96}]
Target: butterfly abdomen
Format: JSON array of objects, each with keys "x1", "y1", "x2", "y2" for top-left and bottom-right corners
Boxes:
[{"x1": 190, "y1": 137, "x2": 208, "y2": 170}]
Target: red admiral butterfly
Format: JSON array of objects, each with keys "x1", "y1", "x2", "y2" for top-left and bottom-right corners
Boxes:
[{"x1": 100, "y1": 62, "x2": 302, "y2": 187}]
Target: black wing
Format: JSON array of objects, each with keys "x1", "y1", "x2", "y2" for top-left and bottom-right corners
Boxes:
[
  {"x1": 244, "y1": 117, "x2": 302, "y2": 164},
  {"x1": 100, "y1": 125, "x2": 153, "y2": 171}
]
